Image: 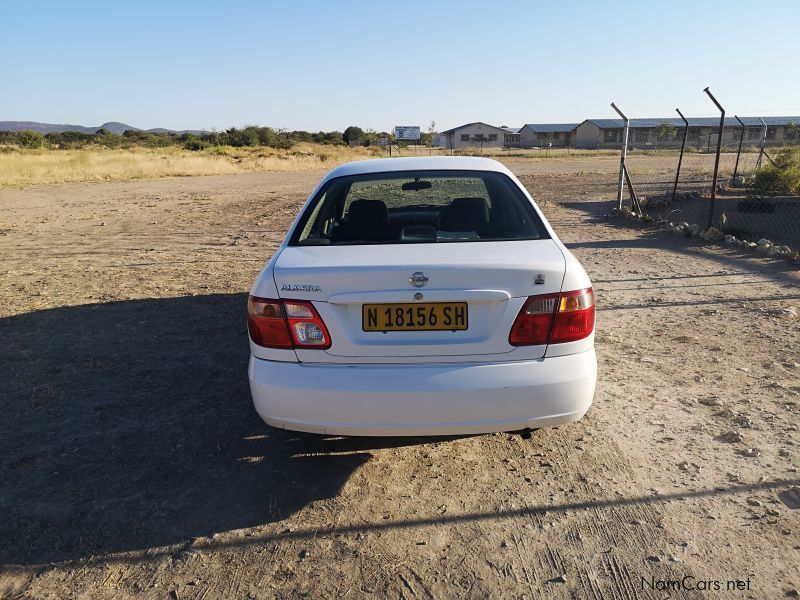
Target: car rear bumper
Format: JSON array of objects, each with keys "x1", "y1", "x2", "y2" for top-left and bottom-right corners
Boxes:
[
  {"x1": 249, "y1": 350, "x2": 596, "y2": 436},
  {"x1": 249, "y1": 350, "x2": 597, "y2": 436}
]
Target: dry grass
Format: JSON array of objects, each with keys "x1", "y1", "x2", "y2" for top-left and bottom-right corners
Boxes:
[
  {"x1": 0, "y1": 142, "x2": 627, "y2": 188},
  {"x1": 0, "y1": 143, "x2": 386, "y2": 187}
]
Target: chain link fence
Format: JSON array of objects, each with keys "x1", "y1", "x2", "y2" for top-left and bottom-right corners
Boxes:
[{"x1": 618, "y1": 107, "x2": 800, "y2": 252}]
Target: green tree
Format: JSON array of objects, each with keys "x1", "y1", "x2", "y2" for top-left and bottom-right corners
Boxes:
[
  {"x1": 313, "y1": 131, "x2": 345, "y2": 145},
  {"x1": 787, "y1": 121, "x2": 798, "y2": 142},
  {"x1": 656, "y1": 122, "x2": 678, "y2": 143},
  {"x1": 183, "y1": 134, "x2": 210, "y2": 151},
  {"x1": 17, "y1": 130, "x2": 47, "y2": 149},
  {"x1": 94, "y1": 129, "x2": 123, "y2": 148},
  {"x1": 289, "y1": 130, "x2": 314, "y2": 144},
  {"x1": 342, "y1": 126, "x2": 364, "y2": 145},
  {"x1": 45, "y1": 131, "x2": 92, "y2": 149},
  {"x1": 752, "y1": 147, "x2": 800, "y2": 196},
  {"x1": 422, "y1": 120, "x2": 436, "y2": 145}
]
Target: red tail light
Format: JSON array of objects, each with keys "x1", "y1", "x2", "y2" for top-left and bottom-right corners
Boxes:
[
  {"x1": 549, "y1": 288, "x2": 595, "y2": 343},
  {"x1": 509, "y1": 293, "x2": 560, "y2": 345},
  {"x1": 282, "y1": 300, "x2": 331, "y2": 349},
  {"x1": 248, "y1": 297, "x2": 292, "y2": 348},
  {"x1": 248, "y1": 296, "x2": 331, "y2": 349},
  {"x1": 509, "y1": 288, "x2": 594, "y2": 346}
]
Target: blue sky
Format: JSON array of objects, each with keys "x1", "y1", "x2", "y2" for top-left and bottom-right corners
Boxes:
[{"x1": 1, "y1": 0, "x2": 798, "y2": 131}]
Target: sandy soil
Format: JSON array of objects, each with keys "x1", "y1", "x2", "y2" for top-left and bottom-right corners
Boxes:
[{"x1": 1, "y1": 160, "x2": 799, "y2": 599}]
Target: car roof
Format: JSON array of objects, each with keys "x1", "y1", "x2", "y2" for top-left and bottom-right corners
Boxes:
[{"x1": 320, "y1": 156, "x2": 512, "y2": 183}]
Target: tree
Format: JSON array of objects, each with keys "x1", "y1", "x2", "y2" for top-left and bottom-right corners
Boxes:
[
  {"x1": 225, "y1": 126, "x2": 259, "y2": 147},
  {"x1": 314, "y1": 131, "x2": 345, "y2": 145},
  {"x1": 16, "y1": 130, "x2": 47, "y2": 148},
  {"x1": 421, "y1": 120, "x2": 437, "y2": 146},
  {"x1": 45, "y1": 131, "x2": 92, "y2": 149},
  {"x1": 787, "y1": 121, "x2": 798, "y2": 142},
  {"x1": 183, "y1": 134, "x2": 210, "y2": 151},
  {"x1": 94, "y1": 128, "x2": 123, "y2": 148},
  {"x1": 656, "y1": 122, "x2": 678, "y2": 143},
  {"x1": 342, "y1": 126, "x2": 364, "y2": 145}
]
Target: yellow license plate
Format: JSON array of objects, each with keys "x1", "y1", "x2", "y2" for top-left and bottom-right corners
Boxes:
[{"x1": 362, "y1": 302, "x2": 468, "y2": 332}]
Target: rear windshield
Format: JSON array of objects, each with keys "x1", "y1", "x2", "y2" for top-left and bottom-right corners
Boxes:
[{"x1": 290, "y1": 170, "x2": 549, "y2": 246}]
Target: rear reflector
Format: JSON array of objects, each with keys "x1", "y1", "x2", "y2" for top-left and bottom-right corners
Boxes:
[
  {"x1": 509, "y1": 288, "x2": 594, "y2": 346},
  {"x1": 248, "y1": 296, "x2": 331, "y2": 349}
]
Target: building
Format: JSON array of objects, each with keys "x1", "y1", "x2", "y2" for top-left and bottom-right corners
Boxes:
[
  {"x1": 502, "y1": 127, "x2": 521, "y2": 148},
  {"x1": 435, "y1": 122, "x2": 510, "y2": 150},
  {"x1": 519, "y1": 123, "x2": 579, "y2": 148},
  {"x1": 573, "y1": 116, "x2": 800, "y2": 149}
]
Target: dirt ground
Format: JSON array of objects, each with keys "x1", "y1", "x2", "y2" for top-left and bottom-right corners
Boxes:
[{"x1": 1, "y1": 158, "x2": 799, "y2": 599}]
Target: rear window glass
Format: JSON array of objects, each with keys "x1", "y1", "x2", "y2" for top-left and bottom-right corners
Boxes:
[{"x1": 291, "y1": 170, "x2": 549, "y2": 246}]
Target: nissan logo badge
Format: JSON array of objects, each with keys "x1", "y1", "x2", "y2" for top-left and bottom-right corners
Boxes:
[{"x1": 409, "y1": 272, "x2": 428, "y2": 288}]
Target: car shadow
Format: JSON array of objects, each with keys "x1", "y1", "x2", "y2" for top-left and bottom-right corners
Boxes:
[{"x1": 0, "y1": 293, "x2": 462, "y2": 565}]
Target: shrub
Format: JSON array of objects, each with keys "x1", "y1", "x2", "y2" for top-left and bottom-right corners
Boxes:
[
  {"x1": 93, "y1": 129, "x2": 124, "y2": 148},
  {"x1": 17, "y1": 130, "x2": 48, "y2": 149},
  {"x1": 655, "y1": 122, "x2": 678, "y2": 142},
  {"x1": 226, "y1": 126, "x2": 260, "y2": 147},
  {"x1": 46, "y1": 131, "x2": 93, "y2": 149},
  {"x1": 183, "y1": 135, "x2": 209, "y2": 151},
  {"x1": 752, "y1": 147, "x2": 800, "y2": 196},
  {"x1": 313, "y1": 131, "x2": 345, "y2": 145}
]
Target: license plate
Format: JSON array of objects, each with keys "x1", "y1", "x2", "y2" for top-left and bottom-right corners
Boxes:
[{"x1": 362, "y1": 302, "x2": 468, "y2": 332}]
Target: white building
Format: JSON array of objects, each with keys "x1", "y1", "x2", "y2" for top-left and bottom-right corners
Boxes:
[
  {"x1": 519, "y1": 124, "x2": 579, "y2": 148},
  {"x1": 573, "y1": 116, "x2": 800, "y2": 149},
  {"x1": 435, "y1": 122, "x2": 510, "y2": 150}
]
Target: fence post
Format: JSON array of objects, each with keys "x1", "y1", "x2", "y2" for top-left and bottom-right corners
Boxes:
[
  {"x1": 611, "y1": 101, "x2": 630, "y2": 209},
  {"x1": 732, "y1": 115, "x2": 746, "y2": 183},
  {"x1": 755, "y1": 117, "x2": 768, "y2": 172},
  {"x1": 703, "y1": 87, "x2": 725, "y2": 229},
  {"x1": 672, "y1": 108, "x2": 689, "y2": 203}
]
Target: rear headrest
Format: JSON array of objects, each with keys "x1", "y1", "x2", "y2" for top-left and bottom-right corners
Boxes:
[
  {"x1": 347, "y1": 199, "x2": 389, "y2": 226},
  {"x1": 439, "y1": 197, "x2": 490, "y2": 231}
]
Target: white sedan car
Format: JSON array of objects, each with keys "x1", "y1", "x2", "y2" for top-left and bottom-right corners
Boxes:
[{"x1": 248, "y1": 156, "x2": 596, "y2": 436}]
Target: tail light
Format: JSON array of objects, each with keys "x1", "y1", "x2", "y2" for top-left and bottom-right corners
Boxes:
[
  {"x1": 508, "y1": 293, "x2": 560, "y2": 346},
  {"x1": 248, "y1": 296, "x2": 331, "y2": 349},
  {"x1": 549, "y1": 288, "x2": 595, "y2": 344},
  {"x1": 247, "y1": 297, "x2": 292, "y2": 348},
  {"x1": 283, "y1": 300, "x2": 331, "y2": 349},
  {"x1": 509, "y1": 288, "x2": 594, "y2": 346}
]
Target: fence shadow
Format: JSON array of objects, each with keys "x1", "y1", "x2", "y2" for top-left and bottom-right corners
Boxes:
[
  {"x1": 0, "y1": 294, "x2": 459, "y2": 565},
  {"x1": 561, "y1": 198, "x2": 800, "y2": 284}
]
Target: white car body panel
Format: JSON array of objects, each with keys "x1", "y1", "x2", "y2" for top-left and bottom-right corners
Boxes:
[
  {"x1": 273, "y1": 240, "x2": 566, "y2": 362},
  {"x1": 248, "y1": 157, "x2": 596, "y2": 435},
  {"x1": 250, "y1": 350, "x2": 596, "y2": 436}
]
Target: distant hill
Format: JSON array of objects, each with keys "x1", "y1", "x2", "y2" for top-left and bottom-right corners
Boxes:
[{"x1": 0, "y1": 121, "x2": 205, "y2": 135}]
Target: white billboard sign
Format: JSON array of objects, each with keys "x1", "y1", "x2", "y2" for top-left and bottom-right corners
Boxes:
[{"x1": 394, "y1": 126, "x2": 421, "y2": 141}]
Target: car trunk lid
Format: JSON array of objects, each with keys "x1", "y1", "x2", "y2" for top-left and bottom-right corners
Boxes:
[{"x1": 273, "y1": 241, "x2": 566, "y2": 362}]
